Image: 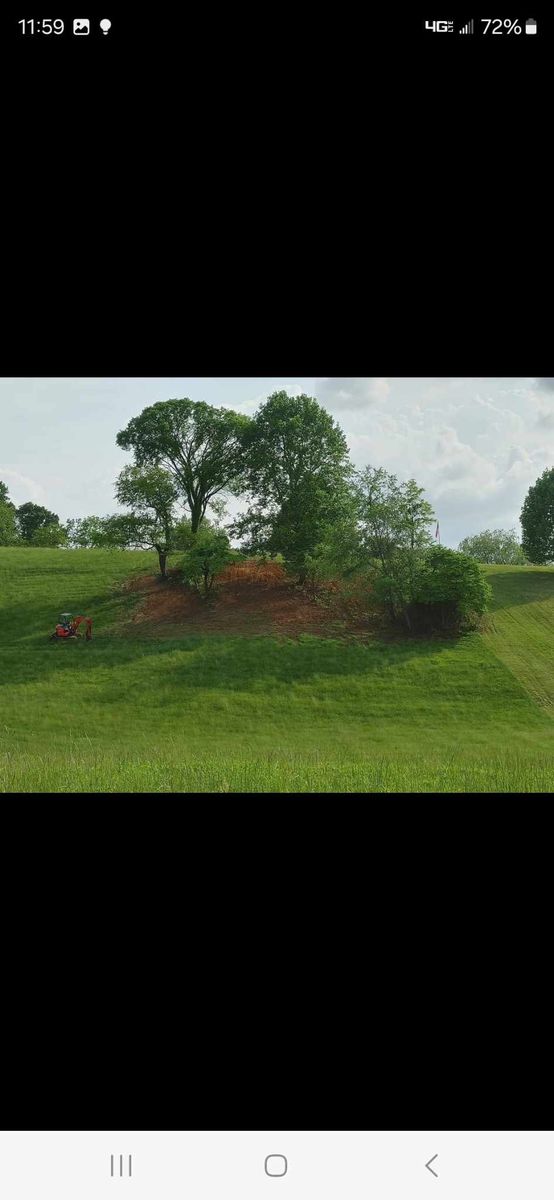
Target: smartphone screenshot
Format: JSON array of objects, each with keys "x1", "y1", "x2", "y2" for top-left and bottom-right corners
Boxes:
[
  {"x1": 0, "y1": 16, "x2": 549, "y2": 809},
  {"x1": 0, "y1": 3, "x2": 548, "y2": 1186}
]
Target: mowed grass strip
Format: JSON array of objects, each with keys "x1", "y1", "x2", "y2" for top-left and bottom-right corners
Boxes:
[
  {"x1": 1, "y1": 549, "x2": 554, "y2": 792},
  {"x1": 483, "y1": 565, "x2": 554, "y2": 712}
]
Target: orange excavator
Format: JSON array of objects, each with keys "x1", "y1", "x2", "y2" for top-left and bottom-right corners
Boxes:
[{"x1": 49, "y1": 612, "x2": 92, "y2": 641}]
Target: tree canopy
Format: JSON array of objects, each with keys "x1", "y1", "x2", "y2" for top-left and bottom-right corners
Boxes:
[
  {"x1": 30, "y1": 523, "x2": 68, "y2": 547},
  {"x1": 116, "y1": 398, "x2": 251, "y2": 533},
  {"x1": 233, "y1": 391, "x2": 353, "y2": 579},
  {"x1": 458, "y1": 528, "x2": 526, "y2": 565},
  {"x1": 520, "y1": 468, "x2": 554, "y2": 564},
  {"x1": 354, "y1": 466, "x2": 435, "y2": 564},
  {"x1": 66, "y1": 515, "x2": 111, "y2": 549},
  {"x1": 356, "y1": 468, "x2": 435, "y2": 617},
  {"x1": 114, "y1": 464, "x2": 181, "y2": 576},
  {"x1": 17, "y1": 502, "x2": 59, "y2": 542}
]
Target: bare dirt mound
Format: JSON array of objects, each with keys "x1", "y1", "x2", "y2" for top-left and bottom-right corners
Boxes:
[{"x1": 121, "y1": 561, "x2": 371, "y2": 639}]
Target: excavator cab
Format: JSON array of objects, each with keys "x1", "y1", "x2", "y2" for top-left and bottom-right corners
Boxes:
[{"x1": 49, "y1": 612, "x2": 92, "y2": 641}]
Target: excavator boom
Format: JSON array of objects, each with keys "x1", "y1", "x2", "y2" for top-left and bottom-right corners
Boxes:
[{"x1": 71, "y1": 615, "x2": 92, "y2": 639}]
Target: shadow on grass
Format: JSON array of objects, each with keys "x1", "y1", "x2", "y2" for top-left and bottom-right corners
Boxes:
[
  {"x1": 157, "y1": 634, "x2": 475, "y2": 696},
  {"x1": 0, "y1": 622, "x2": 467, "y2": 694},
  {"x1": 486, "y1": 570, "x2": 554, "y2": 613}
]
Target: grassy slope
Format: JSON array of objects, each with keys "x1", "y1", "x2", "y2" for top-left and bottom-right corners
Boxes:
[
  {"x1": 0, "y1": 549, "x2": 553, "y2": 792},
  {"x1": 482, "y1": 566, "x2": 554, "y2": 712}
]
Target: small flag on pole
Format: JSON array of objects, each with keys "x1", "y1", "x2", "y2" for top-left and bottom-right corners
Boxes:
[{"x1": 435, "y1": 522, "x2": 440, "y2": 542}]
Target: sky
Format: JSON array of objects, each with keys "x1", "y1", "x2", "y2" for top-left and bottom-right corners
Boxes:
[{"x1": 1, "y1": 376, "x2": 554, "y2": 548}]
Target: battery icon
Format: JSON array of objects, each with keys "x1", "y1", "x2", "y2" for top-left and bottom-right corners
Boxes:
[{"x1": 525, "y1": 17, "x2": 537, "y2": 33}]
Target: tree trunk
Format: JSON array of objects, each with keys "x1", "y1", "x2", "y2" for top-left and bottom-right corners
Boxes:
[
  {"x1": 190, "y1": 503, "x2": 202, "y2": 533},
  {"x1": 157, "y1": 548, "x2": 167, "y2": 578}
]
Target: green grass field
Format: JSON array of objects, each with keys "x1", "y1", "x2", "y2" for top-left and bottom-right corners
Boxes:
[{"x1": 1, "y1": 548, "x2": 553, "y2": 792}]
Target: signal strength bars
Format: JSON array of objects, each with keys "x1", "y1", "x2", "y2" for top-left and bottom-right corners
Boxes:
[{"x1": 459, "y1": 18, "x2": 474, "y2": 33}]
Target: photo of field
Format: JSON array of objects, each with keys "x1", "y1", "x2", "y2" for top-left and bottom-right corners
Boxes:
[{"x1": 1, "y1": 377, "x2": 553, "y2": 793}]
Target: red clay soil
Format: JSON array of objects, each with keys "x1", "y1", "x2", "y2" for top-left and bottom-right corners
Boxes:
[{"x1": 121, "y1": 562, "x2": 371, "y2": 639}]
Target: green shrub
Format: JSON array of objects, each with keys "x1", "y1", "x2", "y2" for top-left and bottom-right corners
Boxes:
[
  {"x1": 30, "y1": 523, "x2": 68, "y2": 548},
  {"x1": 181, "y1": 527, "x2": 233, "y2": 597},
  {"x1": 408, "y1": 545, "x2": 492, "y2": 632}
]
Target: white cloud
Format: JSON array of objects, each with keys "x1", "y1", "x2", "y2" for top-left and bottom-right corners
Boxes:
[
  {"x1": 316, "y1": 377, "x2": 391, "y2": 410},
  {"x1": 0, "y1": 467, "x2": 45, "y2": 504},
  {"x1": 536, "y1": 411, "x2": 554, "y2": 430},
  {"x1": 320, "y1": 378, "x2": 554, "y2": 546},
  {"x1": 428, "y1": 427, "x2": 497, "y2": 496}
]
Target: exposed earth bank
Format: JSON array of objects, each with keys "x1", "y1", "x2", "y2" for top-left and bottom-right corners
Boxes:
[{"x1": 122, "y1": 561, "x2": 372, "y2": 639}]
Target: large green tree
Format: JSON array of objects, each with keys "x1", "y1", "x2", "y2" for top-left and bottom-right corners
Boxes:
[
  {"x1": 520, "y1": 468, "x2": 554, "y2": 564},
  {"x1": 17, "y1": 502, "x2": 59, "y2": 542},
  {"x1": 116, "y1": 398, "x2": 251, "y2": 533},
  {"x1": 114, "y1": 465, "x2": 180, "y2": 577},
  {"x1": 458, "y1": 528, "x2": 526, "y2": 565},
  {"x1": 234, "y1": 391, "x2": 352, "y2": 579},
  {"x1": 0, "y1": 481, "x2": 12, "y2": 505}
]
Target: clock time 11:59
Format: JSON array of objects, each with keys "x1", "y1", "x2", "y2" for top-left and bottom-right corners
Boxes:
[{"x1": 18, "y1": 19, "x2": 65, "y2": 34}]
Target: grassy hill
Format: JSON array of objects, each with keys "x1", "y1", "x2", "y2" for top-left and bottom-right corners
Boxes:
[
  {"x1": 1, "y1": 548, "x2": 553, "y2": 792},
  {"x1": 482, "y1": 566, "x2": 554, "y2": 712}
]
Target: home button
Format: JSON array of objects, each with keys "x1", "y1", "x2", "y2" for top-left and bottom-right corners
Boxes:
[{"x1": 265, "y1": 1155, "x2": 288, "y2": 1177}]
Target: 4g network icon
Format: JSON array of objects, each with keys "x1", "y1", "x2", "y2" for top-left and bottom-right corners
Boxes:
[{"x1": 424, "y1": 20, "x2": 454, "y2": 31}]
